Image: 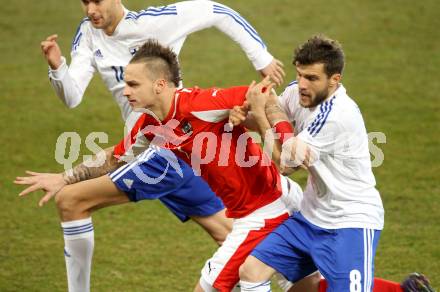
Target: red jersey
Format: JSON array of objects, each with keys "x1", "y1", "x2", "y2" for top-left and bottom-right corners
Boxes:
[{"x1": 114, "y1": 86, "x2": 282, "y2": 218}]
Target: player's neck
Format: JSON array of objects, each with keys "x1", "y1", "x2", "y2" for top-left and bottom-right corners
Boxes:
[
  {"x1": 326, "y1": 83, "x2": 340, "y2": 100},
  {"x1": 103, "y1": 6, "x2": 124, "y2": 35},
  {"x1": 156, "y1": 88, "x2": 177, "y2": 121}
]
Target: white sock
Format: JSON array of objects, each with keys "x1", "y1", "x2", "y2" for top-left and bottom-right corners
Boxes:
[
  {"x1": 240, "y1": 280, "x2": 271, "y2": 291},
  {"x1": 61, "y1": 218, "x2": 94, "y2": 292}
]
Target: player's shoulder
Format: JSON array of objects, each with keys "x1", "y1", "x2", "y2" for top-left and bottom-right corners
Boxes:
[
  {"x1": 177, "y1": 86, "x2": 246, "y2": 121},
  {"x1": 321, "y1": 85, "x2": 365, "y2": 131},
  {"x1": 279, "y1": 80, "x2": 300, "y2": 111},
  {"x1": 331, "y1": 85, "x2": 362, "y2": 117},
  {"x1": 178, "y1": 86, "x2": 246, "y2": 99},
  {"x1": 71, "y1": 17, "x2": 92, "y2": 51},
  {"x1": 280, "y1": 80, "x2": 299, "y2": 98},
  {"x1": 74, "y1": 17, "x2": 92, "y2": 33},
  {"x1": 175, "y1": 87, "x2": 202, "y2": 115},
  {"x1": 125, "y1": 3, "x2": 178, "y2": 22}
]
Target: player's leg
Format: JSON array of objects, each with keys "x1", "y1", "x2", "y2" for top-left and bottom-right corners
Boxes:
[
  {"x1": 239, "y1": 213, "x2": 319, "y2": 291},
  {"x1": 239, "y1": 256, "x2": 277, "y2": 291},
  {"x1": 54, "y1": 175, "x2": 130, "y2": 292},
  {"x1": 310, "y1": 227, "x2": 381, "y2": 292},
  {"x1": 55, "y1": 175, "x2": 129, "y2": 221},
  {"x1": 195, "y1": 198, "x2": 289, "y2": 292}
]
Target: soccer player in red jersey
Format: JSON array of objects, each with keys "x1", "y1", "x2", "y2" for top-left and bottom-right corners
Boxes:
[{"x1": 116, "y1": 40, "x2": 303, "y2": 292}]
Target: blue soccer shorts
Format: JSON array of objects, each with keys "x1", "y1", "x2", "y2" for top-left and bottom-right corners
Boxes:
[
  {"x1": 251, "y1": 212, "x2": 381, "y2": 292},
  {"x1": 109, "y1": 147, "x2": 224, "y2": 222}
]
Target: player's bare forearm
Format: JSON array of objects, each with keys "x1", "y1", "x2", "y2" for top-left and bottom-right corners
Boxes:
[
  {"x1": 62, "y1": 146, "x2": 123, "y2": 184},
  {"x1": 264, "y1": 100, "x2": 294, "y2": 167},
  {"x1": 265, "y1": 99, "x2": 290, "y2": 128},
  {"x1": 248, "y1": 107, "x2": 282, "y2": 168}
]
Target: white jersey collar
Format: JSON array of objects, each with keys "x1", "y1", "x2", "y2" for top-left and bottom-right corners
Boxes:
[{"x1": 109, "y1": 6, "x2": 129, "y2": 37}]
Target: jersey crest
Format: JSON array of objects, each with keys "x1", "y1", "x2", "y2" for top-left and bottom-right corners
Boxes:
[{"x1": 181, "y1": 120, "x2": 193, "y2": 135}]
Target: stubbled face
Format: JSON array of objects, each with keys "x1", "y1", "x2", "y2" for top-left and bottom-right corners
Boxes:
[
  {"x1": 81, "y1": 0, "x2": 120, "y2": 32},
  {"x1": 296, "y1": 62, "x2": 337, "y2": 108},
  {"x1": 123, "y1": 63, "x2": 157, "y2": 110}
]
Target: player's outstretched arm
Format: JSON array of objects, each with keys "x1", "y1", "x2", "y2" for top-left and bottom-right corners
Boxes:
[
  {"x1": 62, "y1": 146, "x2": 122, "y2": 185},
  {"x1": 175, "y1": 1, "x2": 285, "y2": 85},
  {"x1": 15, "y1": 147, "x2": 123, "y2": 206},
  {"x1": 41, "y1": 34, "x2": 63, "y2": 69}
]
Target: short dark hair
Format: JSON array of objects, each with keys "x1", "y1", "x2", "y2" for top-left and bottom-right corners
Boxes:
[
  {"x1": 293, "y1": 35, "x2": 345, "y2": 77},
  {"x1": 130, "y1": 39, "x2": 181, "y2": 87}
]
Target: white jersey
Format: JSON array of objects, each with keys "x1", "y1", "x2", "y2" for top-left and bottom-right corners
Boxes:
[
  {"x1": 278, "y1": 81, "x2": 384, "y2": 230},
  {"x1": 48, "y1": 1, "x2": 274, "y2": 121}
]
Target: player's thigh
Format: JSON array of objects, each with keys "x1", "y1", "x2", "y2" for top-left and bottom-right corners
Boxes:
[
  {"x1": 250, "y1": 222, "x2": 317, "y2": 284},
  {"x1": 313, "y1": 228, "x2": 381, "y2": 292},
  {"x1": 200, "y1": 210, "x2": 288, "y2": 291},
  {"x1": 57, "y1": 175, "x2": 129, "y2": 212}
]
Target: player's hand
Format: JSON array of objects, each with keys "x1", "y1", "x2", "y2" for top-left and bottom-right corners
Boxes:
[
  {"x1": 228, "y1": 102, "x2": 250, "y2": 127},
  {"x1": 40, "y1": 34, "x2": 62, "y2": 70},
  {"x1": 279, "y1": 137, "x2": 315, "y2": 174},
  {"x1": 245, "y1": 76, "x2": 275, "y2": 117},
  {"x1": 14, "y1": 171, "x2": 66, "y2": 207},
  {"x1": 259, "y1": 58, "x2": 285, "y2": 86}
]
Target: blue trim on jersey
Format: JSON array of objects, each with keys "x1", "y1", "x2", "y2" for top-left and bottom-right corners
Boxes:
[
  {"x1": 307, "y1": 104, "x2": 326, "y2": 134},
  {"x1": 307, "y1": 96, "x2": 335, "y2": 137},
  {"x1": 72, "y1": 32, "x2": 83, "y2": 51},
  {"x1": 287, "y1": 80, "x2": 298, "y2": 87},
  {"x1": 213, "y1": 4, "x2": 266, "y2": 49},
  {"x1": 126, "y1": 5, "x2": 177, "y2": 20},
  {"x1": 214, "y1": 4, "x2": 259, "y2": 35},
  {"x1": 71, "y1": 18, "x2": 89, "y2": 51}
]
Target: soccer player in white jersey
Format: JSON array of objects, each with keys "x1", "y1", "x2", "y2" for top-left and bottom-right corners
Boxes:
[
  {"x1": 233, "y1": 35, "x2": 385, "y2": 291},
  {"x1": 41, "y1": 0, "x2": 285, "y2": 122}
]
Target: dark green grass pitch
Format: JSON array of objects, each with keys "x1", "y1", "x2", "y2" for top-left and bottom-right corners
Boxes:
[{"x1": 1, "y1": 0, "x2": 439, "y2": 290}]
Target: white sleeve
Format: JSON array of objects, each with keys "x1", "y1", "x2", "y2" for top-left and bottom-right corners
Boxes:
[
  {"x1": 48, "y1": 20, "x2": 95, "y2": 108},
  {"x1": 174, "y1": 0, "x2": 273, "y2": 70}
]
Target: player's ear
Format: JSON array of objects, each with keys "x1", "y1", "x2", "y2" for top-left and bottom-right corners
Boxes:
[
  {"x1": 154, "y1": 79, "x2": 167, "y2": 94},
  {"x1": 329, "y1": 73, "x2": 341, "y2": 86}
]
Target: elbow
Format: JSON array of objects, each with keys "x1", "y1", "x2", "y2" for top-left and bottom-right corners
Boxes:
[{"x1": 63, "y1": 98, "x2": 81, "y2": 109}]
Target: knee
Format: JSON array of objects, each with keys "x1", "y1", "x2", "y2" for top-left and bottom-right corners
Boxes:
[
  {"x1": 239, "y1": 258, "x2": 258, "y2": 282},
  {"x1": 239, "y1": 256, "x2": 274, "y2": 283},
  {"x1": 55, "y1": 186, "x2": 83, "y2": 219}
]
